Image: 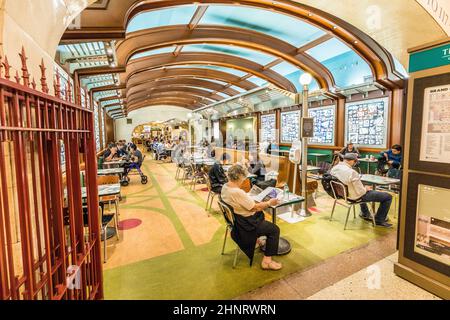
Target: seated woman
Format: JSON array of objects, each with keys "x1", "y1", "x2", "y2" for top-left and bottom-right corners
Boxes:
[
  {"x1": 221, "y1": 164, "x2": 282, "y2": 271},
  {"x1": 208, "y1": 153, "x2": 230, "y2": 194}
]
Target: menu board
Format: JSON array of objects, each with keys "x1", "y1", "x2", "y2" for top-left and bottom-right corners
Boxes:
[
  {"x1": 415, "y1": 184, "x2": 450, "y2": 266},
  {"x1": 280, "y1": 110, "x2": 300, "y2": 143},
  {"x1": 309, "y1": 105, "x2": 336, "y2": 146},
  {"x1": 419, "y1": 84, "x2": 450, "y2": 164},
  {"x1": 260, "y1": 114, "x2": 276, "y2": 143},
  {"x1": 345, "y1": 97, "x2": 389, "y2": 148}
]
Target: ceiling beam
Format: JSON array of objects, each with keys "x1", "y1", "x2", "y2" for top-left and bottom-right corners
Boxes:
[
  {"x1": 125, "y1": 52, "x2": 296, "y2": 92},
  {"x1": 127, "y1": 77, "x2": 241, "y2": 98},
  {"x1": 126, "y1": 67, "x2": 256, "y2": 92},
  {"x1": 117, "y1": 25, "x2": 336, "y2": 91}
]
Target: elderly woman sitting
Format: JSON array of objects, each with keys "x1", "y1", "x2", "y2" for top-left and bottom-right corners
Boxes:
[{"x1": 221, "y1": 164, "x2": 283, "y2": 271}]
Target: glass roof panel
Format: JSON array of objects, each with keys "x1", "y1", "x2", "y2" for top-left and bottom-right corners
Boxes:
[
  {"x1": 307, "y1": 38, "x2": 372, "y2": 87},
  {"x1": 127, "y1": 5, "x2": 197, "y2": 33},
  {"x1": 284, "y1": 70, "x2": 320, "y2": 92},
  {"x1": 247, "y1": 76, "x2": 267, "y2": 87},
  {"x1": 182, "y1": 44, "x2": 276, "y2": 65},
  {"x1": 230, "y1": 85, "x2": 246, "y2": 93},
  {"x1": 271, "y1": 61, "x2": 299, "y2": 76},
  {"x1": 130, "y1": 47, "x2": 176, "y2": 60},
  {"x1": 199, "y1": 5, "x2": 326, "y2": 47},
  {"x1": 167, "y1": 64, "x2": 248, "y2": 77}
]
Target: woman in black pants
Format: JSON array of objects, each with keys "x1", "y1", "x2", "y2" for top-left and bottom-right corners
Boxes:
[{"x1": 221, "y1": 164, "x2": 282, "y2": 270}]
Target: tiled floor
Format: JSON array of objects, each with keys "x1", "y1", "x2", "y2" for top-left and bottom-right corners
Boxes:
[
  {"x1": 102, "y1": 154, "x2": 406, "y2": 300},
  {"x1": 307, "y1": 253, "x2": 441, "y2": 300}
]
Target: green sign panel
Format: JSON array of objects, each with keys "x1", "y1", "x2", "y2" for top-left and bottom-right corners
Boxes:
[{"x1": 409, "y1": 43, "x2": 450, "y2": 73}]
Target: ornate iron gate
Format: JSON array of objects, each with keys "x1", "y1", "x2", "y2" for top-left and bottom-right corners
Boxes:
[{"x1": 0, "y1": 49, "x2": 103, "y2": 300}]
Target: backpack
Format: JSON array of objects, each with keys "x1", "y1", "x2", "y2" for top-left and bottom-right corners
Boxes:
[{"x1": 321, "y1": 173, "x2": 347, "y2": 199}]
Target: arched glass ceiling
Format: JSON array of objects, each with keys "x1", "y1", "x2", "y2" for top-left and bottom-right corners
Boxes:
[
  {"x1": 230, "y1": 85, "x2": 246, "y2": 93},
  {"x1": 271, "y1": 61, "x2": 320, "y2": 91},
  {"x1": 181, "y1": 44, "x2": 276, "y2": 65},
  {"x1": 247, "y1": 76, "x2": 267, "y2": 87},
  {"x1": 165, "y1": 64, "x2": 248, "y2": 78},
  {"x1": 126, "y1": 4, "x2": 377, "y2": 91},
  {"x1": 126, "y1": 5, "x2": 197, "y2": 33},
  {"x1": 197, "y1": 5, "x2": 326, "y2": 47},
  {"x1": 306, "y1": 38, "x2": 372, "y2": 87},
  {"x1": 130, "y1": 47, "x2": 175, "y2": 60}
]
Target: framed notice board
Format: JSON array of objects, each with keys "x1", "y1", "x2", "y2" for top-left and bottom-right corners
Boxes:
[
  {"x1": 260, "y1": 113, "x2": 277, "y2": 143},
  {"x1": 345, "y1": 97, "x2": 389, "y2": 149},
  {"x1": 309, "y1": 105, "x2": 336, "y2": 146},
  {"x1": 280, "y1": 110, "x2": 300, "y2": 143},
  {"x1": 409, "y1": 73, "x2": 450, "y2": 175}
]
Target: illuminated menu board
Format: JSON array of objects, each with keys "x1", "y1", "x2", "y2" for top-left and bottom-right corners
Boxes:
[
  {"x1": 345, "y1": 97, "x2": 389, "y2": 148},
  {"x1": 281, "y1": 110, "x2": 300, "y2": 143},
  {"x1": 260, "y1": 114, "x2": 277, "y2": 143},
  {"x1": 309, "y1": 105, "x2": 336, "y2": 146}
]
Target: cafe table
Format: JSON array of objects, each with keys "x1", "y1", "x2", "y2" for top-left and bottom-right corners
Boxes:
[
  {"x1": 360, "y1": 174, "x2": 400, "y2": 212},
  {"x1": 258, "y1": 190, "x2": 305, "y2": 255},
  {"x1": 358, "y1": 157, "x2": 378, "y2": 174},
  {"x1": 308, "y1": 153, "x2": 328, "y2": 166},
  {"x1": 81, "y1": 183, "x2": 122, "y2": 240}
]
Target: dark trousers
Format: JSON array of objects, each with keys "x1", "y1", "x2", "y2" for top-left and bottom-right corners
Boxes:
[
  {"x1": 211, "y1": 186, "x2": 223, "y2": 194},
  {"x1": 360, "y1": 190, "x2": 393, "y2": 223},
  {"x1": 256, "y1": 220, "x2": 280, "y2": 257}
]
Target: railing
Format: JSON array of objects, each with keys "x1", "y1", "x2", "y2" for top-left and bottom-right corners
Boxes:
[{"x1": 0, "y1": 48, "x2": 102, "y2": 300}]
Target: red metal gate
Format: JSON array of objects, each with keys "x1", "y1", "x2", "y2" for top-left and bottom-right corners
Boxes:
[{"x1": 0, "y1": 49, "x2": 103, "y2": 300}]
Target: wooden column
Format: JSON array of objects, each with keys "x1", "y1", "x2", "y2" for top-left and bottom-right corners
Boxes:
[{"x1": 336, "y1": 97, "x2": 346, "y2": 147}]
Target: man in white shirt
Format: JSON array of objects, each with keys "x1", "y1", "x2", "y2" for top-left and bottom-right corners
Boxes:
[{"x1": 330, "y1": 153, "x2": 393, "y2": 228}]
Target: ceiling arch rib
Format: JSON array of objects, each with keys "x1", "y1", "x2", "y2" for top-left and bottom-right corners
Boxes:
[
  {"x1": 127, "y1": 87, "x2": 225, "y2": 105},
  {"x1": 127, "y1": 77, "x2": 243, "y2": 98},
  {"x1": 128, "y1": 97, "x2": 205, "y2": 111},
  {"x1": 124, "y1": 0, "x2": 401, "y2": 87},
  {"x1": 125, "y1": 52, "x2": 296, "y2": 92},
  {"x1": 126, "y1": 67, "x2": 257, "y2": 93},
  {"x1": 117, "y1": 25, "x2": 335, "y2": 91},
  {"x1": 127, "y1": 91, "x2": 222, "y2": 108}
]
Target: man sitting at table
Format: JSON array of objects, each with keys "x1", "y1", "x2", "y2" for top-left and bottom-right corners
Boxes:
[
  {"x1": 209, "y1": 153, "x2": 230, "y2": 194},
  {"x1": 330, "y1": 153, "x2": 393, "y2": 228},
  {"x1": 377, "y1": 144, "x2": 402, "y2": 175},
  {"x1": 103, "y1": 143, "x2": 119, "y2": 162},
  {"x1": 221, "y1": 164, "x2": 282, "y2": 270},
  {"x1": 244, "y1": 154, "x2": 276, "y2": 190}
]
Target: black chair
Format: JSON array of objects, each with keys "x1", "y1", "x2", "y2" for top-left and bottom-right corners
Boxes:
[
  {"x1": 329, "y1": 180, "x2": 375, "y2": 230},
  {"x1": 217, "y1": 199, "x2": 244, "y2": 268}
]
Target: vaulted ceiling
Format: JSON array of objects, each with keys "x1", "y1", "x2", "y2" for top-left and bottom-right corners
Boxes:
[{"x1": 58, "y1": 0, "x2": 410, "y2": 119}]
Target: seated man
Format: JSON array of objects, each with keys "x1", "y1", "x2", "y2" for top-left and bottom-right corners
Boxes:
[
  {"x1": 221, "y1": 164, "x2": 282, "y2": 270},
  {"x1": 378, "y1": 144, "x2": 402, "y2": 174},
  {"x1": 208, "y1": 153, "x2": 230, "y2": 194},
  {"x1": 103, "y1": 143, "x2": 119, "y2": 162},
  {"x1": 244, "y1": 154, "x2": 276, "y2": 190},
  {"x1": 330, "y1": 153, "x2": 393, "y2": 228}
]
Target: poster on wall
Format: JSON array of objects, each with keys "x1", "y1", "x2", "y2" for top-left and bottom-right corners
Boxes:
[
  {"x1": 419, "y1": 84, "x2": 450, "y2": 164},
  {"x1": 260, "y1": 114, "x2": 276, "y2": 143},
  {"x1": 309, "y1": 105, "x2": 336, "y2": 146},
  {"x1": 280, "y1": 110, "x2": 300, "y2": 143},
  {"x1": 345, "y1": 97, "x2": 389, "y2": 148},
  {"x1": 415, "y1": 184, "x2": 450, "y2": 266}
]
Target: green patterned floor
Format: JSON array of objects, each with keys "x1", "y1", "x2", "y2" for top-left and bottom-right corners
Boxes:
[{"x1": 103, "y1": 160, "x2": 395, "y2": 300}]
